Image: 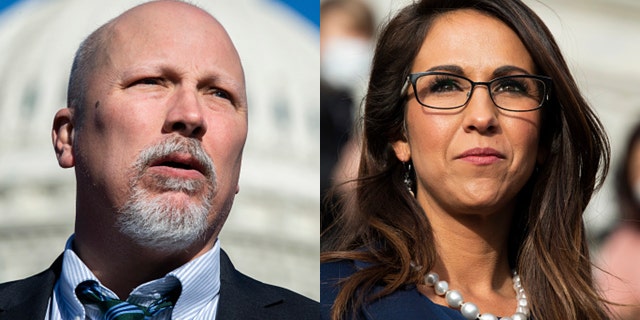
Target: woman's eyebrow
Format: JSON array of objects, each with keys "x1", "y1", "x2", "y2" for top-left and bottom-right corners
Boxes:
[
  {"x1": 421, "y1": 65, "x2": 533, "y2": 78},
  {"x1": 492, "y1": 65, "x2": 532, "y2": 77},
  {"x1": 425, "y1": 64, "x2": 464, "y2": 75}
]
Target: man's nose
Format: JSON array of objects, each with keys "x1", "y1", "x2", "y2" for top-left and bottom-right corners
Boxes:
[{"x1": 163, "y1": 87, "x2": 208, "y2": 139}]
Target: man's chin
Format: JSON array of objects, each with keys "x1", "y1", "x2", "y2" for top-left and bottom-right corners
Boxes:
[
  {"x1": 117, "y1": 193, "x2": 211, "y2": 253},
  {"x1": 140, "y1": 174, "x2": 210, "y2": 195},
  {"x1": 135, "y1": 175, "x2": 216, "y2": 205},
  {"x1": 135, "y1": 236, "x2": 202, "y2": 254},
  {"x1": 119, "y1": 216, "x2": 208, "y2": 254},
  {"x1": 149, "y1": 190, "x2": 209, "y2": 209}
]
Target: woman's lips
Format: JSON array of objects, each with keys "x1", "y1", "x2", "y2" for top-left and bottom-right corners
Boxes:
[{"x1": 455, "y1": 147, "x2": 505, "y2": 165}]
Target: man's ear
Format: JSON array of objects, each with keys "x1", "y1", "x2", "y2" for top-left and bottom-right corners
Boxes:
[
  {"x1": 52, "y1": 108, "x2": 75, "y2": 168},
  {"x1": 391, "y1": 139, "x2": 411, "y2": 162}
]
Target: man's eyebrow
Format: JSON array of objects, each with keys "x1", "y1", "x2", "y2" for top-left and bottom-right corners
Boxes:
[
  {"x1": 120, "y1": 65, "x2": 168, "y2": 80},
  {"x1": 201, "y1": 75, "x2": 241, "y2": 87}
]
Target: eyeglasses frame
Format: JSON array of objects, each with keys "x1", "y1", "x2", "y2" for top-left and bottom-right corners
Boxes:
[{"x1": 400, "y1": 71, "x2": 553, "y2": 112}]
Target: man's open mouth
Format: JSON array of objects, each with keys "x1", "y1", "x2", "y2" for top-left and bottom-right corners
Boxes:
[{"x1": 148, "y1": 153, "x2": 208, "y2": 177}]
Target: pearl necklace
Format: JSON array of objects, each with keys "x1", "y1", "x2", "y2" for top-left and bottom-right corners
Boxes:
[{"x1": 423, "y1": 270, "x2": 529, "y2": 320}]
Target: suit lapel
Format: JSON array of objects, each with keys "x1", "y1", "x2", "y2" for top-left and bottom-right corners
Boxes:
[
  {"x1": 0, "y1": 255, "x2": 62, "y2": 320},
  {"x1": 215, "y1": 250, "x2": 286, "y2": 320}
]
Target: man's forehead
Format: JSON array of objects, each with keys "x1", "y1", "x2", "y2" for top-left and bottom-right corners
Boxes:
[
  {"x1": 112, "y1": 1, "x2": 226, "y2": 39},
  {"x1": 104, "y1": 1, "x2": 245, "y2": 81},
  {"x1": 82, "y1": 0, "x2": 247, "y2": 107},
  {"x1": 117, "y1": 0, "x2": 215, "y2": 24}
]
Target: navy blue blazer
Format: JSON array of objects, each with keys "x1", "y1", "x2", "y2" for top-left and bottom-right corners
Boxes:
[
  {"x1": 321, "y1": 259, "x2": 466, "y2": 320},
  {"x1": 0, "y1": 249, "x2": 318, "y2": 320}
]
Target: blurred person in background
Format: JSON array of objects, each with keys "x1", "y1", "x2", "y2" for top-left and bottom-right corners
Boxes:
[
  {"x1": 0, "y1": 1, "x2": 317, "y2": 319},
  {"x1": 321, "y1": 0, "x2": 612, "y2": 319},
  {"x1": 595, "y1": 121, "x2": 640, "y2": 319},
  {"x1": 320, "y1": 0, "x2": 375, "y2": 233}
]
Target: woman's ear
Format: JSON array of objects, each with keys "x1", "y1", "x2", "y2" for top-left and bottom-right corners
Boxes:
[
  {"x1": 392, "y1": 139, "x2": 411, "y2": 162},
  {"x1": 52, "y1": 108, "x2": 75, "y2": 168}
]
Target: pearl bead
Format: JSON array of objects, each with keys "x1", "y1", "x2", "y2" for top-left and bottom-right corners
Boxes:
[
  {"x1": 460, "y1": 302, "x2": 480, "y2": 320},
  {"x1": 445, "y1": 290, "x2": 463, "y2": 307},
  {"x1": 434, "y1": 280, "x2": 448, "y2": 296},
  {"x1": 512, "y1": 313, "x2": 528, "y2": 320},
  {"x1": 518, "y1": 298, "x2": 528, "y2": 308},
  {"x1": 425, "y1": 272, "x2": 439, "y2": 286},
  {"x1": 479, "y1": 313, "x2": 498, "y2": 320},
  {"x1": 423, "y1": 270, "x2": 529, "y2": 320},
  {"x1": 517, "y1": 306, "x2": 530, "y2": 316}
]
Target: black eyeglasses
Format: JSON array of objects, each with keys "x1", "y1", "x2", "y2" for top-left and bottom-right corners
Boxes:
[{"x1": 401, "y1": 72, "x2": 552, "y2": 112}]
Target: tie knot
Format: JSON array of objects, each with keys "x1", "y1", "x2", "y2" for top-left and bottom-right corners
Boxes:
[{"x1": 75, "y1": 281, "x2": 178, "y2": 320}]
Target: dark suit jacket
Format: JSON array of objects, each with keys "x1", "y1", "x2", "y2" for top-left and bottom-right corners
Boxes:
[
  {"x1": 0, "y1": 250, "x2": 318, "y2": 320},
  {"x1": 321, "y1": 259, "x2": 465, "y2": 320}
]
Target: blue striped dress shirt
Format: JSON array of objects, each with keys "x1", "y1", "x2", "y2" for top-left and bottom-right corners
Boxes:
[{"x1": 45, "y1": 235, "x2": 221, "y2": 320}]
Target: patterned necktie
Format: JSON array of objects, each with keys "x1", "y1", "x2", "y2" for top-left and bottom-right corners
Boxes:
[{"x1": 76, "y1": 281, "x2": 178, "y2": 320}]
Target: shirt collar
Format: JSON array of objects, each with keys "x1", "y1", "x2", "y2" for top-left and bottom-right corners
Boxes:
[
  {"x1": 55, "y1": 235, "x2": 221, "y2": 319},
  {"x1": 168, "y1": 239, "x2": 221, "y2": 317},
  {"x1": 56, "y1": 236, "x2": 101, "y2": 320}
]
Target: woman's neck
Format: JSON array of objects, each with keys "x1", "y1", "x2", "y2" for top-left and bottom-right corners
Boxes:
[{"x1": 419, "y1": 199, "x2": 517, "y2": 315}]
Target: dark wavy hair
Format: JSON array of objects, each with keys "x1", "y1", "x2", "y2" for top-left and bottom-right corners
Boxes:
[{"x1": 321, "y1": 0, "x2": 611, "y2": 319}]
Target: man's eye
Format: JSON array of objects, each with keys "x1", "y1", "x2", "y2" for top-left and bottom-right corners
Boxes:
[
  {"x1": 130, "y1": 77, "x2": 163, "y2": 86},
  {"x1": 211, "y1": 88, "x2": 231, "y2": 100}
]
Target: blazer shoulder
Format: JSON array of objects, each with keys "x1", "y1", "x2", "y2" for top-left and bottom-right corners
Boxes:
[
  {"x1": 321, "y1": 259, "x2": 359, "y2": 320},
  {"x1": 320, "y1": 259, "x2": 465, "y2": 320},
  {"x1": 322, "y1": 259, "x2": 358, "y2": 283},
  {"x1": 0, "y1": 255, "x2": 62, "y2": 319},
  {"x1": 218, "y1": 249, "x2": 318, "y2": 320}
]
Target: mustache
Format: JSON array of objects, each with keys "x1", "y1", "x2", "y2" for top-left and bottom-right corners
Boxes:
[{"x1": 135, "y1": 135, "x2": 215, "y2": 180}]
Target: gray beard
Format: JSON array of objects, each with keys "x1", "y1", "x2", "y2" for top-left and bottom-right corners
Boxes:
[{"x1": 117, "y1": 137, "x2": 217, "y2": 253}]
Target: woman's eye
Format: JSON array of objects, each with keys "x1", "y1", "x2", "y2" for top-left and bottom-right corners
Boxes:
[
  {"x1": 429, "y1": 79, "x2": 461, "y2": 93},
  {"x1": 495, "y1": 80, "x2": 527, "y2": 94}
]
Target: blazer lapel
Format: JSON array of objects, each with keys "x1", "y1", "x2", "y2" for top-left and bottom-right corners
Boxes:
[
  {"x1": 0, "y1": 255, "x2": 62, "y2": 320},
  {"x1": 215, "y1": 250, "x2": 287, "y2": 320}
]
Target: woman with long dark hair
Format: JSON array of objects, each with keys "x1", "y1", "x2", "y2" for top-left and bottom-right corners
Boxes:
[{"x1": 321, "y1": 0, "x2": 611, "y2": 319}]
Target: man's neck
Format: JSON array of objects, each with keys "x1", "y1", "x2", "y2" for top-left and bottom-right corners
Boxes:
[{"x1": 73, "y1": 226, "x2": 215, "y2": 299}]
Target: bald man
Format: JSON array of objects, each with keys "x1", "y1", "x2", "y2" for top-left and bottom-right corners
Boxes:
[{"x1": 0, "y1": 1, "x2": 317, "y2": 319}]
